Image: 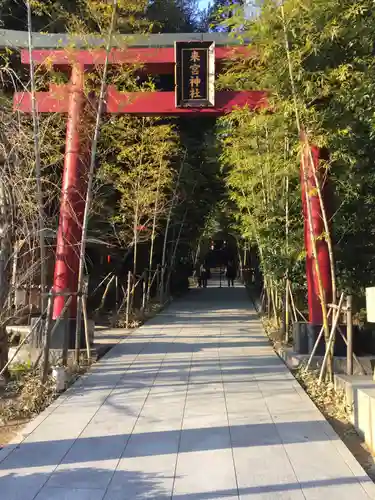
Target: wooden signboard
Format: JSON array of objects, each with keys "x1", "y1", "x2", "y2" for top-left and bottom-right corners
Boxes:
[{"x1": 175, "y1": 41, "x2": 215, "y2": 108}]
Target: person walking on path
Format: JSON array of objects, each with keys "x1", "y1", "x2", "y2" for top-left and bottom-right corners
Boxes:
[
  {"x1": 194, "y1": 262, "x2": 202, "y2": 287},
  {"x1": 200, "y1": 262, "x2": 208, "y2": 288},
  {"x1": 226, "y1": 260, "x2": 236, "y2": 287}
]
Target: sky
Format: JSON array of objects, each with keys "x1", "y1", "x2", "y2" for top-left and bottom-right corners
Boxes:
[{"x1": 198, "y1": 0, "x2": 210, "y2": 8}]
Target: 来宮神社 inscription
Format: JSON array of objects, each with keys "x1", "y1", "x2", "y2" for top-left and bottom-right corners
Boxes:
[{"x1": 175, "y1": 41, "x2": 215, "y2": 108}]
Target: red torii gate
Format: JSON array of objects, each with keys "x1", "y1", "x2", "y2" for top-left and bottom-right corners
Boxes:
[{"x1": 13, "y1": 36, "x2": 331, "y2": 333}]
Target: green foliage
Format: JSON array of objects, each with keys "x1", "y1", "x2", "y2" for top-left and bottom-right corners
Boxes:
[
  {"x1": 99, "y1": 116, "x2": 178, "y2": 247},
  {"x1": 216, "y1": 0, "x2": 375, "y2": 307},
  {"x1": 219, "y1": 107, "x2": 303, "y2": 291}
]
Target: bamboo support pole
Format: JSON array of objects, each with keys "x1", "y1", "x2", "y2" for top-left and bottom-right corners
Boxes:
[
  {"x1": 96, "y1": 274, "x2": 115, "y2": 312},
  {"x1": 318, "y1": 293, "x2": 345, "y2": 385},
  {"x1": 304, "y1": 307, "x2": 333, "y2": 373}
]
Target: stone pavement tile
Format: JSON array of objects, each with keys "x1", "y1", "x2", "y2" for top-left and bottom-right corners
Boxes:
[
  {"x1": 101, "y1": 389, "x2": 151, "y2": 413},
  {"x1": 270, "y1": 408, "x2": 323, "y2": 425},
  {"x1": 23, "y1": 424, "x2": 82, "y2": 445},
  {"x1": 179, "y1": 421, "x2": 231, "y2": 454},
  {"x1": 172, "y1": 492, "x2": 238, "y2": 500},
  {"x1": 183, "y1": 400, "x2": 227, "y2": 420},
  {"x1": 182, "y1": 413, "x2": 228, "y2": 431},
  {"x1": 79, "y1": 419, "x2": 134, "y2": 439},
  {"x1": 300, "y1": 482, "x2": 372, "y2": 500},
  {"x1": 122, "y1": 425, "x2": 180, "y2": 459},
  {"x1": 172, "y1": 449, "x2": 237, "y2": 497},
  {"x1": 281, "y1": 441, "x2": 372, "y2": 500},
  {"x1": 106, "y1": 455, "x2": 176, "y2": 498},
  {"x1": 233, "y1": 443, "x2": 303, "y2": 499},
  {"x1": 239, "y1": 488, "x2": 305, "y2": 500},
  {"x1": 47, "y1": 460, "x2": 120, "y2": 490},
  {"x1": 85, "y1": 407, "x2": 137, "y2": 429},
  {"x1": 135, "y1": 399, "x2": 185, "y2": 431},
  {"x1": 0, "y1": 437, "x2": 75, "y2": 470},
  {"x1": 225, "y1": 392, "x2": 270, "y2": 414},
  {"x1": 230, "y1": 420, "x2": 281, "y2": 449},
  {"x1": 58, "y1": 434, "x2": 128, "y2": 466},
  {"x1": 0, "y1": 466, "x2": 52, "y2": 500},
  {"x1": 35, "y1": 486, "x2": 106, "y2": 500},
  {"x1": 104, "y1": 491, "x2": 170, "y2": 500}
]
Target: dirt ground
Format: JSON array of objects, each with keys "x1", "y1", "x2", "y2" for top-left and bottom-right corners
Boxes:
[{"x1": 0, "y1": 420, "x2": 27, "y2": 448}]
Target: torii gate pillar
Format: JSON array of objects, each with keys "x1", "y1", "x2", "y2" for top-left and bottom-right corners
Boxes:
[
  {"x1": 301, "y1": 142, "x2": 332, "y2": 324},
  {"x1": 52, "y1": 63, "x2": 86, "y2": 320}
]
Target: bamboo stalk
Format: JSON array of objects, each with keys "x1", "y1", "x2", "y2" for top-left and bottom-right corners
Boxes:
[
  {"x1": 160, "y1": 157, "x2": 185, "y2": 301},
  {"x1": 75, "y1": 0, "x2": 118, "y2": 363},
  {"x1": 287, "y1": 281, "x2": 298, "y2": 323},
  {"x1": 280, "y1": 3, "x2": 332, "y2": 378},
  {"x1": 26, "y1": 1, "x2": 47, "y2": 311},
  {"x1": 166, "y1": 207, "x2": 189, "y2": 293},
  {"x1": 307, "y1": 144, "x2": 337, "y2": 304},
  {"x1": 148, "y1": 159, "x2": 163, "y2": 298}
]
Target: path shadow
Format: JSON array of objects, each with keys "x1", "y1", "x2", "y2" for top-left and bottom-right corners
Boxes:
[{"x1": 0, "y1": 420, "x2": 336, "y2": 470}]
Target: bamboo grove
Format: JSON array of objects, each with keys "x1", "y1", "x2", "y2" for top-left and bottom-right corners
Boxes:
[{"x1": 217, "y1": 0, "x2": 375, "y2": 330}]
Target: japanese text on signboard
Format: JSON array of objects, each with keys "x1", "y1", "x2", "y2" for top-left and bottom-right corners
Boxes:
[
  {"x1": 175, "y1": 40, "x2": 215, "y2": 108},
  {"x1": 181, "y1": 48, "x2": 208, "y2": 102}
]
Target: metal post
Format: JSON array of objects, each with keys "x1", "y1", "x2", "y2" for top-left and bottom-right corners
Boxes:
[
  {"x1": 126, "y1": 271, "x2": 131, "y2": 328},
  {"x1": 62, "y1": 290, "x2": 69, "y2": 366},
  {"x1": 142, "y1": 270, "x2": 147, "y2": 311},
  {"x1": 42, "y1": 291, "x2": 53, "y2": 382},
  {"x1": 82, "y1": 294, "x2": 91, "y2": 363},
  {"x1": 52, "y1": 63, "x2": 85, "y2": 321},
  {"x1": 347, "y1": 295, "x2": 353, "y2": 376},
  {"x1": 301, "y1": 143, "x2": 332, "y2": 324},
  {"x1": 156, "y1": 264, "x2": 161, "y2": 302},
  {"x1": 285, "y1": 277, "x2": 290, "y2": 343},
  {"x1": 115, "y1": 275, "x2": 119, "y2": 311}
]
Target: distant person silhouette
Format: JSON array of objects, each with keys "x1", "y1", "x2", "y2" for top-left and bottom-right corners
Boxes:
[
  {"x1": 194, "y1": 262, "x2": 202, "y2": 287},
  {"x1": 226, "y1": 260, "x2": 236, "y2": 287},
  {"x1": 200, "y1": 262, "x2": 208, "y2": 288}
]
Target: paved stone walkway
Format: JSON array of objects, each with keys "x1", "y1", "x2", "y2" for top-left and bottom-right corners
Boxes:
[{"x1": 1, "y1": 280, "x2": 375, "y2": 500}]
